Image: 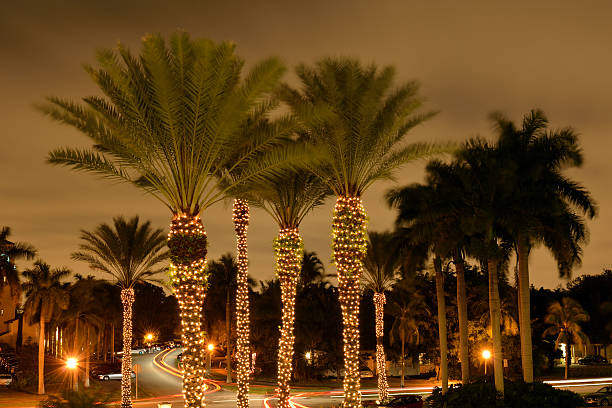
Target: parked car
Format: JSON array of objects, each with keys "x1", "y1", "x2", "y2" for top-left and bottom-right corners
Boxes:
[
  {"x1": 98, "y1": 371, "x2": 136, "y2": 381},
  {"x1": 585, "y1": 386, "x2": 612, "y2": 406},
  {"x1": 360, "y1": 368, "x2": 375, "y2": 378},
  {"x1": 578, "y1": 355, "x2": 609, "y2": 365},
  {"x1": 365, "y1": 395, "x2": 424, "y2": 408},
  {"x1": 131, "y1": 347, "x2": 148, "y2": 355},
  {"x1": 0, "y1": 373, "x2": 12, "y2": 386}
]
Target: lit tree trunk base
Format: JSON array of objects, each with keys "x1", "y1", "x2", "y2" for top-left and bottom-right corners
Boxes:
[
  {"x1": 333, "y1": 196, "x2": 367, "y2": 408},
  {"x1": 275, "y1": 228, "x2": 303, "y2": 408},
  {"x1": 434, "y1": 258, "x2": 448, "y2": 394},
  {"x1": 373, "y1": 292, "x2": 388, "y2": 402},
  {"x1": 121, "y1": 288, "x2": 134, "y2": 408},
  {"x1": 169, "y1": 215, "x2": 209, "y2": 408},
  {"x1": 233, "y1": 199, "x2": 251, "y2": 408},
  {"x1": 38, "y1": 317, "x2": 45, "y2": 395},
  {"x1": 517, "y1": 240, "x2": 534, "y2": 383},
  {"x1": 487, "y1": 259, "x2": 504, "y2": 395}
]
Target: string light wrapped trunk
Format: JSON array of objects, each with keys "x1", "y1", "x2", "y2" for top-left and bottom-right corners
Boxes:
[
  {"x1": 120, "y1": 288, "x2": 134, "y2": 408},
  {"x1": 168, "y1": 215, "x2": 208, "y2": 408},
  {"x1": 233, "y1": 199, "x2": 251, "y2": 408},
  {"x1": 333, "y1": 196, "x2": 367, "y2": 408},
  {"x1": 274, "y1": 228, "x2": 303, "y2": 408},
  {"x1": 373, "y1": 292, "x2": 388, "y2": 402}
]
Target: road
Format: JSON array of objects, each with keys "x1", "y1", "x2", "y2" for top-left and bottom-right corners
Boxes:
[{"x1": 135, "y1": 349, "x2": 612, "y2": 407}]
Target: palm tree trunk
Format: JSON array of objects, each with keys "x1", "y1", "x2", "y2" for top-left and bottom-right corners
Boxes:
[
  {"x1": 517, "y1": 238, "x2": 534, "y2": 383},
  {"x1": 85, "y1": 325, "x2": 90, "y2": 388},
  {"x1": 168, "y1": 214, "x2": 208, "y2": 408},
  {"x1": 111, "y1": 323, "x2": 115, "y2": 363},
  {"x1": 487, "y1": 258, "x2": 504, "y2": 395},
  {"x1": 434, "y1": 257, "x2": 448, "y2": 395},
  {"x1": 233, "y1": 199, "x2": 251, "y2": 408},
  {"x1": 38, "y1": 315, "x2": 45, "y2": 395},
  {"x1": 373, "y1": 292, "x2": 388, "y2": 402},
  {"x1": 226, "y1": 288, "x2": 232, "y2": 383},
  {"x1": 275, "y1": 228, "x2": 303, "y2": 408},
  {"x1": 454, "y1": 254, "x2": 470, "y2": 383},
  {"x1": 400, "y1": 334, "x2": 405, "y2": 388},
  {"x1": 121, "y1": 288, "x2": 135, "y2": 408},
  {"x1": 565, "y1": 336, "x2": 571, "y2": 380},
  {"x1": 333, "y1": 196, "x2": 367, "y2": 408}
]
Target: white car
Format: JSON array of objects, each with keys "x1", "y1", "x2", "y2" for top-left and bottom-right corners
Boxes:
[
  {"x1": 98, "y1": 371, "x2": 136, "y2": 381},
  {"x1": 0, "y1": 373, "x2": 12, "y2": 385},
  {"x1": 131, "y1": 348, "x2": 148, "y2": 355}
]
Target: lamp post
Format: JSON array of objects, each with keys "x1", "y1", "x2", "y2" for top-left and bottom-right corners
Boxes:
[
  {"x1": 145, "y1": 333, "x2": 154, "y2": 349},
  {"x1": 66, "y1": 357, "x2": 78, "y2": 391},
  {"x1": 207, "y1": 343, "x2": 214, "y2": 376},
  {"x1": 482, "y1": 349, "x2": 491, "y2": 376}
]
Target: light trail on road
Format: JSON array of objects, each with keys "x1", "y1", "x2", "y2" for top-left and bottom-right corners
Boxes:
[{"x1": 152, "y1": 347, "x2": 222, "y2": 394}]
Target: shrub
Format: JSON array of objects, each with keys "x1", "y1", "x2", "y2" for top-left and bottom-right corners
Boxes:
[
  {"x1": 426, "y1": 380, "x2": 584, "y2": 408},
  {"x1": 40, "y1": 388, "x2": 110, "y2": 408}
]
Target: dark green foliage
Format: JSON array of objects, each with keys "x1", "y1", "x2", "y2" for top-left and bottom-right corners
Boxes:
[
  {"x1": 167, "y1": 232, "x2": 208, "y2": 265},
  {"x1": 40, "y1": 387, "x2": 110, "y2": 407},
  {"x1": 427, "y1": 381, "x2": 584, "y2": 408}
]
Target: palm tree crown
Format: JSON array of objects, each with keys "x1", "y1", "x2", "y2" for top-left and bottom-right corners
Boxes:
[{"x1": 72, "y1": 216, "x2": 168, "y2": 288}]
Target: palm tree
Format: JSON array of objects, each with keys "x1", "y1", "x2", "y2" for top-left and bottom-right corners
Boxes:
[
  {"x1": 363, "y1": 231, "x2": 398, "y2": 402},
  {"x1": 0, "y1": 227, "x2": 36, "y2": 299},
  {"x1": 41, "y1": 33, "x2": 289, "y2": 408},
  {"x1": 491, "y1": 109, "x2": 597, "y2": 383},
  {"x1": 281, "y1": 57, "x2": 440, "y2": 407},
  {"x1": 22, "y1": 260, "x2": 70, "y2": 394},
  {"x1": 248, "y1": 170, "x2": 328, "y2": 408},
  {"x1": 542, "y1": 297, "x2": 589, "y2": 379},
  {"x1": 72, "y1": 216, "x2": 167, "y2": 407},
  {"x1": 208, "y1": 254, "x2": 238, "y2": 383},
  {"x1": 300, "y1": 251, "x2": 330, "y2": 289}
]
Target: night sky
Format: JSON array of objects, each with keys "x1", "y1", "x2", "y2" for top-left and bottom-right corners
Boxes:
[{"x1": 2, "y1": 1, "x2": 611, "y2": 289}]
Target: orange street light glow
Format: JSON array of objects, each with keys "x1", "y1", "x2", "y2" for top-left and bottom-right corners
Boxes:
[
  {"x1": 66, "y1": 357, "x2": 78, "y2": 369},
  {"x1": 482, "y1": 349, "x2": 491, "y2": 360},
  {"x1": 208, "y1": 343, "x2": 214, "y2": 351}
]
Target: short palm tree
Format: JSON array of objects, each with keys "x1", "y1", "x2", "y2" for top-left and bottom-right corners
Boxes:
[
  {"x1": 72, "y1": 216, "x2": 167, "y2": 407},
  {"x1": 248, "y1": 170, "x2": 328, "y2": 408},
  {"x1": 40, "y1": 32, "x2": 288, "y2": 408},
  {"x1": 543, "y1": 297, "x2": 590, "y2": 379},
  {"x1": 0, "y1": 226, "x2": 36, "y2": 299},
  {"x1": 363, "y1": 231, "x2": 398, "y2": 402},
  {"x1": 208, "y1": 254, "x2": 238, "y2": 383},
  {"x1": 492, "y1": 109, "x2": 597, "y2": 383},
  {"x1": 281, "y1": 57, "x2": 440, "y2": 408},
  {"x1": 22, "y1": 260, "x2": 70, "y2": 395}
]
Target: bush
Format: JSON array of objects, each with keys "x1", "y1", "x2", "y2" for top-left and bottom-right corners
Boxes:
[
  {"x1": 40, "y1": 388, "x2": 110, "y2": 408},
  {"x1": 426, "y1": 380, "x2": 584, "y2": 408}
]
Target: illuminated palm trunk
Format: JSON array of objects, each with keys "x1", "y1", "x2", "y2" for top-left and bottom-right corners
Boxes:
[
  {"x1": 120, "y1": 288, "x2": 134, "y2": 408},
  {"x1": 274, "y1": 227, "x2": 303, "y2": 408},
  {"x1": 233, "y1": 199, "x2": 251, "y2": 408},
  {"x1": 37, "y1": 313, "x2": 46, "y2": 395},
  {"x1": 168, "y1": 215, "x2": 208, "y2": 408},
  {"x1": 487, "y1": 258, "x2": 504, "y2": 394},
  {"x1": 373, "y1": 292, "x2": 388, "y2": 402},
  {"x1": 454, "y1": 255, "x2": 470, "y2": 383},
  {"x1": 333, "y1": 196, "x2": 367, "y2": 408},
  {"x1": 433, "y1": 257, "x2": 448, "y2": 395}
]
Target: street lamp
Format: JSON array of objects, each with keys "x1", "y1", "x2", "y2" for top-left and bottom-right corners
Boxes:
[
  {"x1": 305, "y1": 351, "x2": 312, "y2": 363},
  {"x1": 207, "y1": 343, "x2": 214, "y2": 376},
  {"x1": 66, "y1": 357, "x2": 78, "y2": 391},
  {"x1": 145, "y1": 333, "x2": 154, "y2": 347},
  {"x1": 482, "y1": 349, "x2": 491, "y2": 376}
]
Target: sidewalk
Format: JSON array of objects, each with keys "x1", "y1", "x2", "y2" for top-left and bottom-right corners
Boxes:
[{"x1": 0, "y1": 389, "x2": 44, "y2": 408}]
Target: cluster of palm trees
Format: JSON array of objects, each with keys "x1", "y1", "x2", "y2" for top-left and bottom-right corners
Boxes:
[
  {"x1": 40, "y1": 32, "x2": 441, "y2": 408},
  {"x1": 368, "y1": 109, "x2": 596, "y2": 398},
  {"x1": 12, "y1": 216, "x2": 169, "y2": 405}
]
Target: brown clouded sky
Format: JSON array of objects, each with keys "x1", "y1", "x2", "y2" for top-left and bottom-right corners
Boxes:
[{"x1": 1, "y1": 0, "x2": 611, "y2": 289}]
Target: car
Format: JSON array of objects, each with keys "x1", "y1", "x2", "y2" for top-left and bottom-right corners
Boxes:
[
  {"x1": 578, "y1": 355, "x2": 609, "y2": 365},
  {"x1": 131, "y1": 348, "x2": 148, "y2": 355},
  {"x1": 98, "y1": 371, "x2": 136, "y2": 381},
  {"x1": 585, "y1": 386, "x2": 612, "y2": 406},
  {"x1": 360, "y1": 368, "x2": 375, "y2": 378},
  {"x1": 365, "y1": 395, "x2": 424, "y2": 408},
  {"x1": 0, "y1": 373, "x2": 12, "y2": 386}
]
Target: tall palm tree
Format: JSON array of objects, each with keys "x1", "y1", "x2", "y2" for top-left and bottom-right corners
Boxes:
[
  {"x1": 281, "y1": 57, "x2": 440, "y2": 408},
  {"x1": 22, "y1": 260, "x2": 70, "y2": 395},
  {"x1": 248, "y1": 170, "x2": 328, "y2": 408},
  {"x1": 0, "y1": 227, "x2": 36, "y2": 299},
  {"x1": 72, "y1": 216, "x2": 167, "y2": 408},
  {"x1": 491, "y1": 109, "x2": 597, "y2": 383},
  {"x1": 208, "y1": 254, "x2": 238, "y2": 383},
  {"x1": 387, "y1": 175, "x2": 471, "y2": 388},
  {"x1": 542, "y1": 297, "x2": 589, "y2": 380},
  {"x1": 300, "y1": 251, "x2": 329, "y2": 289},
  {"x1": 41, "y1": 33, "x2": 289, "y2": 408},
  {"x1": 363, "y1": 231, "x2": 398, "y2": 402}
]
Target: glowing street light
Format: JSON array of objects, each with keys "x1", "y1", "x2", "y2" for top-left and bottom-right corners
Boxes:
[
  {"x1": 305, "y1": 351, "x2": 312, "y2": 362},
  {"x1": 207, "y1": 343, "x2": 214, "y2": 376},
  {"x1": 66, "y1": 357, "x2": 78, "y2": 390},
  {"x1": 482, "y1": 349, "x2": 491, "y2": 375}
]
